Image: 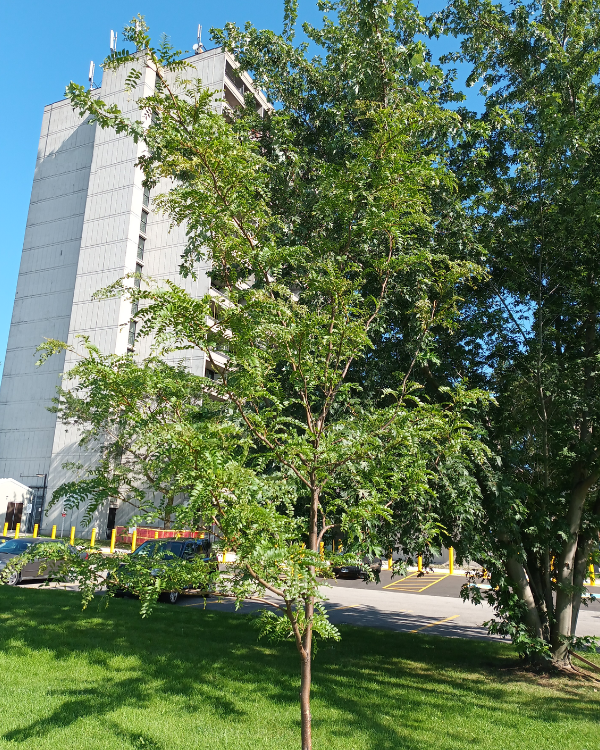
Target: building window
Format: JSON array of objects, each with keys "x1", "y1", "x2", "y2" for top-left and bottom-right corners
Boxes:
[
  {"x1": 134, "y1": 263, "x2": 143, "y2": 289},
  {"x1": 140, "y1": 210, "x2": 148, "y2": 233},
  {"x1": 128, "y1": 321, "x2": 136, "y2": 348},
  {"x1": 143, "y1": 186, "x2": 150, "y2": 207},
  {"x1": 137, "y1": 236, "x2": 145, "y2": 261},
  {"x1": 205, "y1": 368, "x2": 222, "y2": 383}
]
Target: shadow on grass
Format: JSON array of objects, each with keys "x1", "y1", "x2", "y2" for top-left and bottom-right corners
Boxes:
[{"x1": 0, "y1": 587, "x2": 598, "y2": 750}]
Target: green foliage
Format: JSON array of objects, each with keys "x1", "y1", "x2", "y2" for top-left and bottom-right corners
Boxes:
[
  {"x1": 432, "y1": 0, "x2": 600, "y2": 662},
  {"x1": 43, "y1": 3, "x2": 493, "y2": 744}
]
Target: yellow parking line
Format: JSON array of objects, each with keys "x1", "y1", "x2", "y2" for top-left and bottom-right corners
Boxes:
[
  {"x1": 385, "y1": 583, "x2": 431, "y2": 589},
  {"x1": 410, "y1": 614, "x2": 459, "y2": 633},
  {"x1": 384, "y1": 572, "x2": 450, "y2": 593},
  {"x1": 383, "y1": 572, "x2": 419, "y2": 590},
  {"x1": 330, "y1": 604, "x2": 360, "y2": 611},
  {"x1": 416, "y1": 575, "x2": 450, "y2": 592}
]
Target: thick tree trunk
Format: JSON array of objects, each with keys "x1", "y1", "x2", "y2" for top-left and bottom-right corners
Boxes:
[
  {"x1": 525, "y1": 555, "x2": 550, "y2": 640},
  {"x1": 505, "y1": 554, "x2": 544, "y2": 639},
  {"x1": 552, "y1": 480, "x2": 593, "y2": 664},
  {"x1": 570, "y1": 537, "x2": 591, "y2": 638}
]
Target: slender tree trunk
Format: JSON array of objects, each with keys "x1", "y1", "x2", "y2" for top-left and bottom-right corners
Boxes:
[
  {"x1": 542, "y1": 547, "x2": 554, "y2": 623},
  {"x1": 300, "y1": 610, "x2": 313, "y2": 750},
  {"x1": 163, "y1": 495, "x2": 175, "y2": 530},
  {"x1": 299, "y1": 480, "x2": 319, "y2": 750}
]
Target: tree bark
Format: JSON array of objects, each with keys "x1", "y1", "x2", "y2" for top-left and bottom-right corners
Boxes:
[
  {"x1": 163, "y1": 495, "x2": 175, "y2": 530},
  {"x1": 552, "y1": 478, "x2": 595, "y2": 664},
  {"x1": 570, "y1": 536, "x2": 591, "y2": 638},
  {"x1": 542, "y1": 548, "x2": 554, "y2": 624},
  {"x1": 299, "y1": 480, "x2": 319, "y2": 750},
  {"x1": 525, "y1": 554, "x2": 550, "y2": 640},
  {"x1": 506, "y1": 554, "x2": 544, "y2": 639},
  {"x1": 300, "y1": 615, "x2": 313, "y2": 750}
]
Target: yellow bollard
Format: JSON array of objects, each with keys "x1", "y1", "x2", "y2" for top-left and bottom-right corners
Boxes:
[
  {"x1": 589, "y1": 563, "x2": 596, "y2": 587},
  {"x1": 319, "y1": 541, "x2": 324, "y2": 560},
  {"x1": 449, "y1": 547, "x2": 454, "y2": 575},
  {"x1": 2, "y1": 522, "x2": 7, "y2": 536},
  {"x1": 110, "y1": 528, "x2": 116, "y2": 554},
  {"x1": 14, "y1": 523, "x2": 20, "y2": 540},
  {"x1": 51, "y1": 525, "x2": 56, "y2": 539},
  {"x1": 90, "y1": 528, "x2": 97, "y2": 547},
  {"x1": 418, "y1": 555, "x2": 423, "y2": 572},
  {"x1": 338, "y1": 540, "x2": 342, "y2": 553},
  {"x1": 131, "y1": 529, "x2": 137, "y2": 552},
  {"x1": 70, "y1": 526, "x2": 75, "y2": 545},
  {"x1": 33, "y1": 524, "x2": 39, "y2": 539},
  {"x1": 388, "y1": 556, "x2": 393, "y2": 571},
  {"x1": 154, "y1": 531, "x2": 159, "y2": 539},
  {"x1": 223, "y1": 550, "x2": 227, "y2": 564}
]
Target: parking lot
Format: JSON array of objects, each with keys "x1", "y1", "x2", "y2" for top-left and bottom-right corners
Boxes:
[{"x1": 175, "y1": 569, "x2": 600, "y2": 641}]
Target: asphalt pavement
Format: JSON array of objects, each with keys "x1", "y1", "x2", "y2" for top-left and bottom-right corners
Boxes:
[
  {"x1": 20, "y1": 568, "x2": 600, "y2": 641},
  {"x1": 176, "y1": 569, "x2": 600, "y2": 641}
]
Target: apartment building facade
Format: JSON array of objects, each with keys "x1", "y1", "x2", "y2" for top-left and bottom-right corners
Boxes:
[{"x1": 0, "y1": 44, "x2": 267, "y2": 538}]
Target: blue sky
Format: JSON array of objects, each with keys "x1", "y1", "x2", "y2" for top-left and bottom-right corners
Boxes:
[{"x1": 0, "y1": 0, "x2": 477, "y2": 379}]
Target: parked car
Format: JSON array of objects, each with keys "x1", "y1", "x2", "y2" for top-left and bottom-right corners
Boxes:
[
  {"x1": 0, "y1": 538, "x2": 79, "y2": 585},
  {"x1": 114, "y1": 538, "x2": 215, "y2": 604},
  {"x1": 332, "y1": 555, "x2": 382, "y2": 580}
]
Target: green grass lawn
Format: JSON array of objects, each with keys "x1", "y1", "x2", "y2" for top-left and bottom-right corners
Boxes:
[{"x1": 0, "y1": 587, "x2": 598, "y2": 750}]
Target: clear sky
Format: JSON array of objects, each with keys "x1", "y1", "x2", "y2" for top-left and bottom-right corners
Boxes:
[{"x1": 0, "y1": 0, "x2": 474, "y2": 379}]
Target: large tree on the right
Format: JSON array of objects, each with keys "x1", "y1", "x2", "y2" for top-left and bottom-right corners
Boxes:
[{"x1": 438, "y1": 0, "x2": 600, "y2": 666}]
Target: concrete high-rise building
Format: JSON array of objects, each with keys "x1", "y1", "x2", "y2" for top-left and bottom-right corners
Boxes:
[{"x1": 0, "y1": 44, "x2": 268, "y2": 538}]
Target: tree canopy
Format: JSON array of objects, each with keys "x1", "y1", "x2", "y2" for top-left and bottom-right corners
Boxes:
[
  {"x1": 430, "y1": 0, "x2": 600, "y2": 665},
  {"x1": 38, "y1": 3, "x2": 489, "y2": 748}
]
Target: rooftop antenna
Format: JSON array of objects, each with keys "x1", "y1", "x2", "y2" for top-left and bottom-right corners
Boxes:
[
  {"x1": 193, "y1": 24, "x2": 205, "y2": 54},
  {"x1": 110, "y1": 29, "x2": 118, "y2": 53},
  {"x1": 88, "y1": 61, "x2": 95, "y2": 89}
]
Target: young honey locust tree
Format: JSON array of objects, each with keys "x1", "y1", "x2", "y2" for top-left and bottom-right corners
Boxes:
[{"x1": 42, "y1": 3, "x2": 486, "y2": 746}]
